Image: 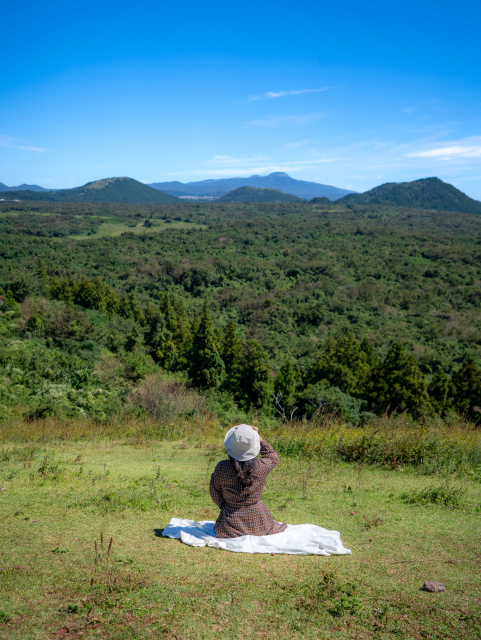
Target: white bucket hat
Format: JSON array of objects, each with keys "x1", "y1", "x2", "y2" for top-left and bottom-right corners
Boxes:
[{"x1": 224, "y1": 424, "x2": 260, "y2": 462}]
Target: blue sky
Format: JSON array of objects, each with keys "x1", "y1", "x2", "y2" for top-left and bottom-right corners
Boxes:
[{"x1": 1, "y1": 0, "x2": 481, "y2": 198}]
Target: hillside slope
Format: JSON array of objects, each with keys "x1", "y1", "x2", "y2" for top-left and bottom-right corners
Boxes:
[
  {"x1": 338, "y1": 177, "x2": 481, "y2": 214},
  {"x1": 0, "y1": 177, "x2": 179, "y2": 204},
  {"x1": 149, "y1": 172, "x2": 354, "y2": 200},
  {"x1": 217, "y1": 186, "x2": 303, "y2": 203}
]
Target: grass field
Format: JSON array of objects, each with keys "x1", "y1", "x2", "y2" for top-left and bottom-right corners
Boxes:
[
  {"x1": 0, "y1": 208, "x2": 206, "y2": 238},
  {"x1": 70, "y1": 219, "x2": 206, "y2": 239},
  {"x1": 1, "y1": 430, "x2": 480, "y2": 640}
]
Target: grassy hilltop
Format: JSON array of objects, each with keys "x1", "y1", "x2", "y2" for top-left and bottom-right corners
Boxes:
[
  {"x1": 0, "y1": 418, "x2": 480, "y2": 639},
  {"x1": 0, "y1": 177, "x2": 179, "y2": 205},
  {"x1": 338, "y1": 177, "x2": 481, "y2": 215}
]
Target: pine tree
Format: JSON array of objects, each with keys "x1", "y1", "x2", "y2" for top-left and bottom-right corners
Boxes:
[
  {"x1": 3, "y1": 288, "x2": 17, "y2": 310},
  {"x1": 188, "y1": 301, "x2": 224, "y2": 389},
  {"x1": 451, "y1": 357, "x2": 481, "y2": 420},
  {"x1": 157, "y1": 293, "x2": 191, "y2": 369},
  {"x1": 171, "y1": 295, "x2": 191, "y2": 351},
  {"x1": 35, "y1": 257, "x2": 47, "y2": 279},
  {"x1": 236, "y1": 339, "x2": 273, "y2": 410},
  {"x1": 428, "y1": 368, "x2": 452, "y2": 415},
  {"x1": 364, "y1": 342, "x2": 433, "y2": 418},
  {"x1": 274, "y1": 361, "x2": 298, "y2": 409},
  {"x1": 221, "y1": 320, "x2": 241, "y2": 374},
  {"x1": 360, "y1": 337, "x2": 378, "y2": 368},
  {"x1": 120, "y1": 291, "x2": 144, "y2": 324},
  {"x1": 308, "y1": 332, "x2": 371, "y2": 395},
  {"x1": 127, "y1": 291, "x2": 144, "y2": 325}
]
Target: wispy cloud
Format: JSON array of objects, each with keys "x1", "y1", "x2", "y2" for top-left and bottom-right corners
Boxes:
[
  {"x1": 405, "y1": 137, "x2": 481, "y2": 159},
  {"x1": 164, "y1": 156, "x2": 336, "y2": 177},
  {"x1": 0, "y1": 135, "x2": 45, "y2": 152},
  {"x1": 250, "y1": 88, "x2": 332, "y2": 101},
  {"x1": 282, "y1": 139, "x2": 311, "y2": 149},
  {"x1": 209, "y1": 154, "x2": 270, "y2": 166},
  {"x1": 246, "y1": 113, "x2": 325, "y2": 127},
  {"x1": 403, "y1": 107, "x2": 416, "y2": 114}
]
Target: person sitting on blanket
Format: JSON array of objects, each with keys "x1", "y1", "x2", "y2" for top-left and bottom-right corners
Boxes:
[{"x1": 209, "y1": 424, "x2": 287, "y2": 538}]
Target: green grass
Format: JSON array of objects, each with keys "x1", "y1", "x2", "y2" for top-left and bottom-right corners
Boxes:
[
  {"x1": 0, "y1": 208, "x2": 206, "y2": 237},
  {"x1": 1, "y1": 436, "x2": 480, "y2": 639},
  {"x1": 69, "y1": 219, "x2": 206, "y2": 239}
]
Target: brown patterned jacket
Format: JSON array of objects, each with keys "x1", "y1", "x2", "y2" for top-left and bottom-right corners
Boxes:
[{"x1": 209, "y1": 439, "x2": 287, "y2": 538}]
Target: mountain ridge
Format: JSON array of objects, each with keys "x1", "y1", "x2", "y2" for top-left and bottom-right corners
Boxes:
[
  {"x1": 0, "y1": 182, "x2": 49, "y2": 192},
  {"x1": 0, "y1": 177, "x2": 179, "y2": 205},
  {"x1": 149, "y1": 172, "x2": 354, "y2": 201},
  {"x1": 338, "y1": 177, "x2": 481, "y2": 214}
]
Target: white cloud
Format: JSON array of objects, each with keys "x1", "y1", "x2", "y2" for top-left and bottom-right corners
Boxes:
[
  {"x1": 0, "y1": 135, "x2": 45, "y2": 151},
  {"x1": 406, "y1": 138, "x2": 481, "y2": 159},
  {"x1": 246, "y1": 113, "x2": 325, "y2": 127},
  {"x1": 403, "y1": 107, "x2": 416, "y2": 114},
  {"x1": 250, "y1": 87, "x2": 332, "y2": 101},
  {"x1": 163, "y1": 156, "x2": 336, "y2": 177}
]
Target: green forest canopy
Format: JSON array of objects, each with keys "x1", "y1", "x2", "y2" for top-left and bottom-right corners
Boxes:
[
  {"x1": 217, "y1": 186, "x2": 303, "y2": 203},
  {"x1": 1, "y1": 198, "x2": 481, "y2": 423}
]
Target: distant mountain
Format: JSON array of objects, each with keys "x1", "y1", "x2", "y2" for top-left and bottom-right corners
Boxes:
[
  {"x1": 338, "y1": 177, "x2": 481, "y2": 215},
  {"x1": 0, "y1": 182, "x2": 49, "y2": 192},
  {"x1": 217, "y1": 186, "x2": 303, "y2": 203},
  {"x1": 149, "y1": 172, "x2": 354, "y2": 201},
  {"x1": 0, "y1": 177, "x2": 179, "y2": 205}
]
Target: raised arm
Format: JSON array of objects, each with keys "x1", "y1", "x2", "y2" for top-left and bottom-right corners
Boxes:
[{"x1": 258, "y1": 438, "x2": 279, "y2": 471}]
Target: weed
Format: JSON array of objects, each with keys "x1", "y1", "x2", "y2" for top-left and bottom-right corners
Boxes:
[
  {"x1": 0, "y1": 612, "x2": 11, "y2": 623},
  {"x1": 37, "y1": 457, "x2": 62, "y2": 480},
  {"x1": 85, "y1": 533, "x2": 147, "y2": 617},
  {"x1": 400, "y1": 482, "x2": 466, "y2": 508},
  {"x1": 298, "y1": 572, "x2": 362, "y2": 618},
  {"x1": 299, "y1": 459, "x2": 315, "y2": 500},
  {"x1": 362, "y1": 516, "x2": 384, "y2": 531}
]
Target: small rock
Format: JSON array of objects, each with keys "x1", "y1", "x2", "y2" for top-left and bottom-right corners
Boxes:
[
  {"x1": 369, "y1": 537, "x2": 373, "y2": 542},
  {"x1": 422, "y1": 581, "x2": 445, "y2": 593},
  {"x1": 350, "y1": 512, "x2": 356, "y2": 516}
]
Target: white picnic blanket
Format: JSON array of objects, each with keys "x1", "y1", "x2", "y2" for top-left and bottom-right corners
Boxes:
[{"x1": 162, "y1": 518, "x2": 352, "y2": 556}]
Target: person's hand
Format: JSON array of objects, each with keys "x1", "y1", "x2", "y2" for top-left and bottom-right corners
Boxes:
[{"x1": 250, "y1": 425, "x2": 263, "y2": 441}]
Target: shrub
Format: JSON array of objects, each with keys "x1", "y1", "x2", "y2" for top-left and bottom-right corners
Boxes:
[
  {"x1": 131, "y1": 372, "x2": 204, "y2": 420},
  {"x1": 400, "y1": 482, "x2": 466, "y2": 508}
]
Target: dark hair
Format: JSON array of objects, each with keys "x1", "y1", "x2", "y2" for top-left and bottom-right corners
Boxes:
[{"x1": 229, "y1": 456, "x2": 257, "y2": 487}]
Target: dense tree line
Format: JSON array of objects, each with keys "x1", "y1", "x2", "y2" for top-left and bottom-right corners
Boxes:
[{"x1": 1, "y1": 199, "x2": 481, "y2": 422}]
